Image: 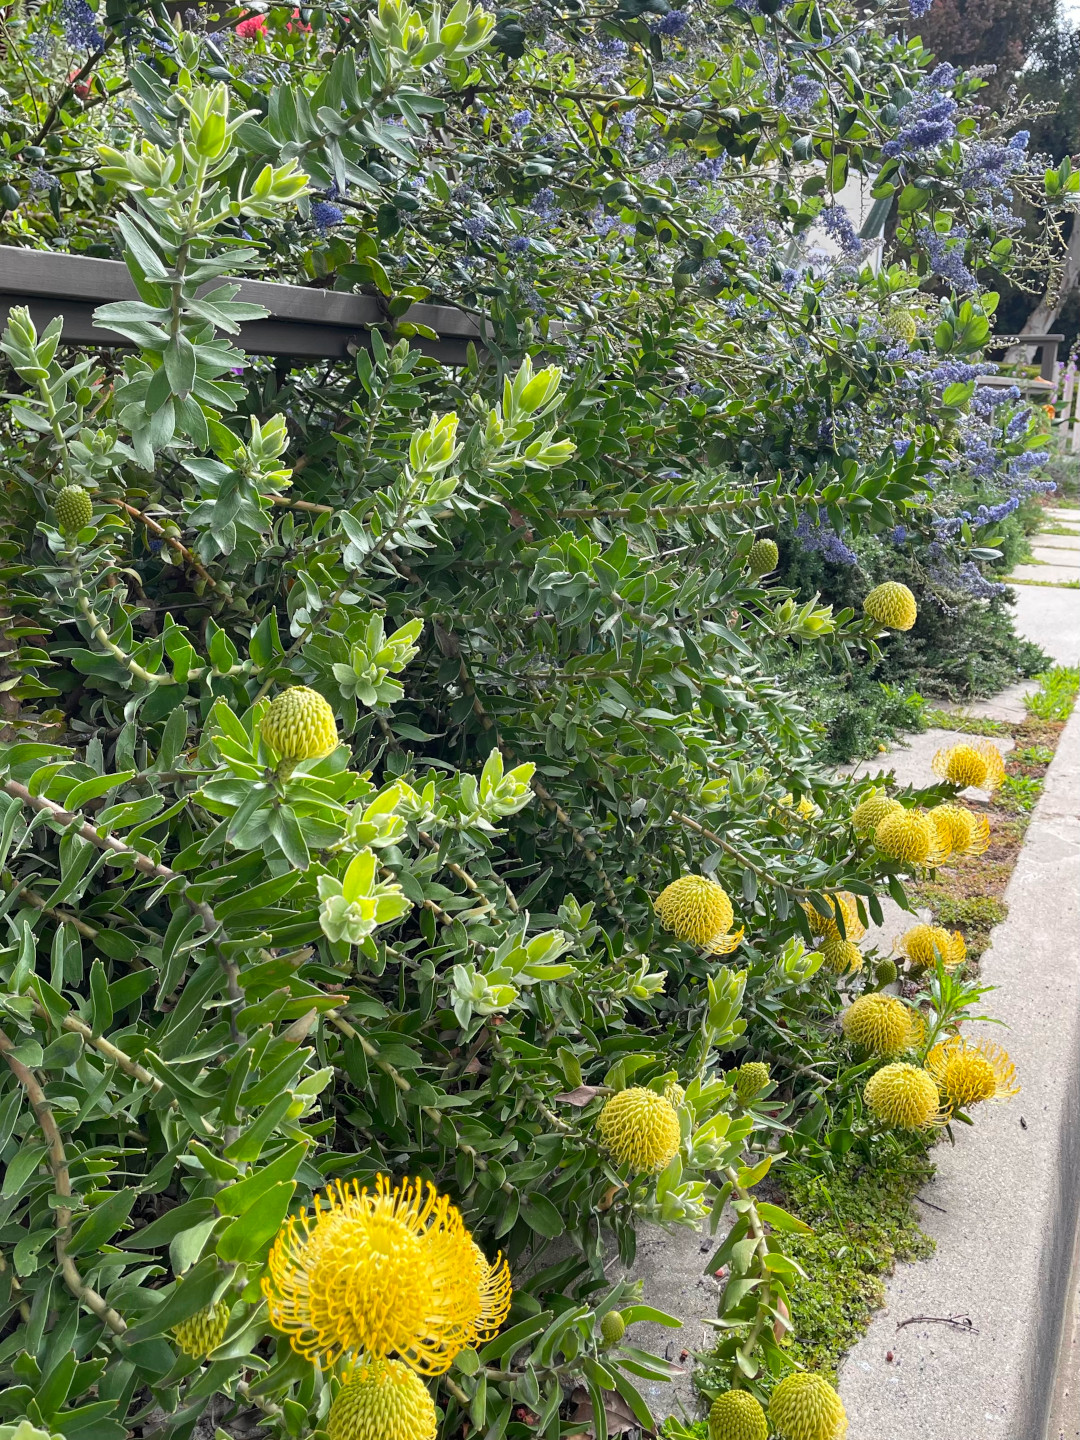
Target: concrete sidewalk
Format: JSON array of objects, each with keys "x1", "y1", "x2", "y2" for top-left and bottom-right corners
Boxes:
[{"x1": 839, "y1": 702, "x2": 1080, "y2": 1440}]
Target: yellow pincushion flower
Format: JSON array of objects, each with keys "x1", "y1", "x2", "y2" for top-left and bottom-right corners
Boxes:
[
  {"x1": 801, "y1": 892, "x2": 865, "y2": 943},
  {"x1": 768, "y1": 1371, "x2": 848, "y2": 1440},
  {"x1": 863, "y1": 581, "x2": 917, "y2": 632},
  {"x1": 851, "y1": 789, "x2": 902, "y2": 835},
  {"x1": 597, "y1": 1086, "x2": 681, "y2": 1173},
  {"x1": 734, "y1": 1061, "x2": 770, "y2": 1104},
  {"x1": 929, "y1": 804, "x2": 991, "y2": 858},
  {"x1": 841, "y1": 993, "x2": 917, "y2": 1057},
  {"x1": 263, "y1": 1175, "x2": 511, "y2": 1374},
  {"x1": 891, "y1": 309, "x2": 918, "y2": 345},
  {"x1": 55, "y1": 484, "x2": 94, "y2": 534},
  {"x1": 895, "y1": 924, "x2": 966, "y2": 972},
  {"x1": 931, "y1": 740, "x2": 1006, "y2": 794},
  {"x1": 864, "y1": 1062, "x2": 941, "y2": 1130},
  {"x1": 261, "y1": 685, "x2": 339, "y2": 762},
  {"x1": 327, "y1": 1358, "x2": 437, "y2": 1440},
  {"x1": 173, "y1": 1301, "x2": 230, "y2": 1358},
  {"x1": 654, "y1": 874, "x2": 743, "y2": 954},
  {"x1": 820, "y1": 938, "x2": 864, "y2": 976},
  {"x1": 927, "y1": 1036, "x2": 1019, "y2": 1112},
  {"x1": 874, "y1": 808, "x2": 943, "y2": 865},
  {"x1": 747, "y1": 538, "x2": 779, "y2": 577},
  {"x1": 709, "y1": 1389, "x2": 769, "y2": 1440},
  {"x1": 664, "y1": 1079, "x2": 686, "y2": 1108}
]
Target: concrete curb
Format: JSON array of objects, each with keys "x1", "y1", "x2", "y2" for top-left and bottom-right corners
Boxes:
[{"x1": 839, "y1": 702, "x2": 1080, "y2": 1440}]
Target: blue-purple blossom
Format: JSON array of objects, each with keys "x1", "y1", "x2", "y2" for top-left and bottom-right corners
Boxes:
[
  {"x1": 30, "y1": 169, "x2": 58, "y2": 191},
  {"x1": 908, "y1": 0, "x2": 937, "y2": 17},
  {"x1": 820, "y1": 204, "x2": 863, "y2": 258},
  {"x1": 650, "y1": 9, "x2": 689, "y2": 35},
  {"x1": 795, "y1": 512, "x2": 857, "y2": 565},
  {"x1": 462, "y1": 214, "x2": 494, "y2": 242},
  {"x1": 310, "y1": 201, "x2": 343, "y2": 233},
  {"x1": 61, "y1": 0, "x2": 103, "y2": 48},
  {"x1": 881, "y1": 92, "x2": 958, "y2": 158},
  {"x1": 970, "y1": 383, "x2": 1020, "y2": 417},
  {"x1": 892, "y1": 524, "x2": 909, "y2": 544},
  {"x1": 781, "y1": 74, "x2": 825, "y2": 115},
  {"x1": 919, "y1": 226, "x2": 975, "y2": 291},
  {"x1": 510, "y1": 109, "x2": 532, "y2": 130},
  {"x1": 531, "y1": 187, "x2": 560, "y2": 223},
  {"x1": 962, "y1": 131, "x2": 1029, "y2": 197},
  {"x1": 506, "y1": 235, "x2": 531, "y2": 255}
]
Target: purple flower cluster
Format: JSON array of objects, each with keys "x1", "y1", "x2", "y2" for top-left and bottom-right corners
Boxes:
[
  {"x1": 510, "y1": 109, "x2": 532, "y2": 131},
  {"x1": 892, "y1": 524, "x2": 909, "y2": 544},
  {"x1": 795, "y1": 512, "x2": 857, "y2": 565},
  {"x1": 929, "y1": 359, "x2": 996, "y2": 387},
  {"x1": 919, "y1": 226, "x2": 974, "y2": 291},
  {"x1": 650, "y1": 10, "x2": 689, "y2": 36},
  {"x1": 311, "y1": 201, "x2": 343, "y2": 233},
  {"x1": 970, "y1": 383, "x2": 1020, "y2": 417},
  {"x1": 909, "y1": 0, "x2": 937, "y2": 17},
  {"x1": 820, "y1": 204, "x2": 862, "y2": 258},
  {"x1": 30, "y1": 168, "x2": 58, "y2": 191},
  {"x1": 962, "y1": 131, "x2": 1029, "y2": 198},
  {"x1": 61, "y1": 0, "x2": 103, "y2": 48},
  {"x1": 881, "y1": 91, "x2": 958, "y2": 159},
  {"x1": 928, "y1": 548, "x2": 1006, "y2": 598},
  {"x1": 462, "y1": 214, "x2": 494, "y2": 242},
  {"x1": 781, "y1": 74, "x2": 824, "y2": 115},
  {"x1": 531, "y1": 187, "x2": 561, "y2": 223},
  {"x1": 974, "y1": 496, "x2": 1020, "y2": 524}
]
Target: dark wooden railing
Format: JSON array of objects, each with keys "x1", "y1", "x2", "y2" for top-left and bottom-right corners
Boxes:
[{"x1": 0, "y1": 245, "x2": 484, "y2": 364}]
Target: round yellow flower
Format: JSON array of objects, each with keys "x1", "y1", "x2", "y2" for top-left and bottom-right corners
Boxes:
[
  {"x1": 327, "y1": 1358, "x2": 436, "y2": 1440},
  {"x1": 895, "y1": 924, "x2": 966, "y2": 972},
  {"x1": 802, "y1": 891, "x2": 866, "y2": 944},
  {"x1": 655, "y1": 874, "x2": 743, "y2": 954},
  {"x1": 261, "y1": 685, "x2": 339, "y2": 762},
  {"x1": 864, "y1": 1063, "x2": 940, "y2": 1130},
  {"x1": 664, "y1": 1079, "x2": 686, "y2": 1108},
  {"x1": 931, "y1": 740, "x2": 1006, "y2": 794},
  {"x1": 173, "y1": 1301, "x2": 229, "y2": 1358},
  {"x1": 820, "y1": 938, "x2": 864, "y2": 976},
  {"x1": 851, "y1": 789, "x2": 902, "y2": 835},
  {"x1": 802, "y1": 892, "x2": 865, "y2": 943},
  {"x1": 929, "y1": 804, "x2": 991, "y2": 858},
  {"x1": 841, "y1": 993, "x2": 916, "y2": 1057},
  {"x1": 747, "y1": 538, "x2": 779, "y2": 577},
  {"x1": 734, "y1": 1061, "x2": 770, "y2": 1105},
  {"x1": 709, "y1": 1389, "x2": 769, "y2": 1440},
  {"x1": 768, "y1": 1371, "x2": 847, "y2": 1440},
  {"x1": 263, "y1": 1175, "x2": 511, "y2": 1374},
  {"x1": 874, "y1": 808, "x2": 942, "y2": 865},
  {"x1": 927, "y1": 1036, "x2": 1019, "y2": 1112},
  {"x1": 863, "y1": 581, "x2": 917, "y2": 632},
  {"x1": 597, "y1": 1087, "x2": 681, "y2": 1173}
]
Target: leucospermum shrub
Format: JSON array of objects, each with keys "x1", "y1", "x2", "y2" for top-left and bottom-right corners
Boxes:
[{"x1": 0, "y1": 0, "x2": 1050, "y2": 1432}]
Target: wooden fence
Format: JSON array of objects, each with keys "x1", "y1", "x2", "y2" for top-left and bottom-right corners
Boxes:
[{"x1": 0, "y1": 245, "x2": 485, "y2": 365}]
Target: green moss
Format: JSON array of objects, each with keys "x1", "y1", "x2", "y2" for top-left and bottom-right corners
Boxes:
[
  {"x1": 694, "y1": 1154, "x2": 933, "y2": 1410},
  {"x1": 923, "y1": 708, "x2": 1012, "y2": 736},
  {"x1": 777, "y1": 1154, "x2": 934, "y2": 1380}
]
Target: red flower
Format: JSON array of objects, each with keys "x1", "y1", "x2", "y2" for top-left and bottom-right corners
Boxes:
[{"x1": 235, "y1": 13, "x2": 267, "y2": 37}]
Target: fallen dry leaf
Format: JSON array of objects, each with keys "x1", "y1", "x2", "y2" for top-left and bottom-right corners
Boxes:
[
  {"x1": 553, "y1": 1085, "x2": 605, "y2": 1106},
  {"x1": 568, "y1": 1384, "x2": 640, "y2": 1437}
]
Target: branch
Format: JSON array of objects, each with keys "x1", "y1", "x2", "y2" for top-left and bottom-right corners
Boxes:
[{"x1": 0, "y1": 1031, "x2": 128, "y2": 1335}]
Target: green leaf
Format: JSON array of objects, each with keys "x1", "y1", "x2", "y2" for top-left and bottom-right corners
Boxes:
[
  {"x1": 216, "y1": 1141, "x2": 308, "y2": 1216},
  {"x1": 217, "y1": 1180, "x2": 296, "y2": 1262},
  {"x1": 67, "y1": 1187, "x2": 137, "y2": 1258},
  {"x1": 755, "y1": 1202, "x2": 812, "y2": 1234},
  {"x1": 521, "y1": 1194, "x2": 564, "y2": 1238}
]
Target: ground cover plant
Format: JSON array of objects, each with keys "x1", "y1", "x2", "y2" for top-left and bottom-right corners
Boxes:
[{"x1": 0, "y1": 1, "x2": 1075, "y2": 1438}]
